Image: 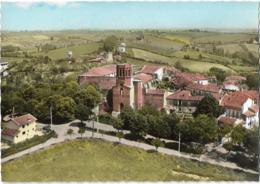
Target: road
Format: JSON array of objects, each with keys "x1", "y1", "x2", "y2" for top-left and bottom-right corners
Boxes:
[{"x1": 1, "y1": 120, "x2": 258, "y2": 175}]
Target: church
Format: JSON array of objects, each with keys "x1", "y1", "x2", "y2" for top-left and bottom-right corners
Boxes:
[{"x1": 79, "y1": 63, "x2": 169, "y2": 115}]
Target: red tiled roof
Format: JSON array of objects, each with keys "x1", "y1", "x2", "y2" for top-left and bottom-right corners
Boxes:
[
  {"x1": 226, "y1": 75, "x2": 246, "y2": 81},
  {"x1": 81, "y1": 65, "x2": 116, "y2": 77},
  {"x1": 212, "y1": 93, "x2": 222, "y2": 101},
  {"x1": 242, "y1": 110, "x2": 256, "y2": 117},
  {"x1": 220, "y1": 92, "x2": 250, "y2": 110},
  {"x1": 141, "y1": 65, "x2": 163, "y2": 74},
  {"x1": 134, "y1": 73, "x2": 153, "y2": 84},
  {"x1": 12, "y1": 114, "x2": 37, "y2": 126},
  {"x1": 2, "y1": 128, "x2": 19, "y2": 137},
  {"x1": 175, "y1": 72, "x2": 208, "y2": 81},
  {"x1": 186, "y1": 83, "x2": 221, "y2": 93},
  {"x1": 249, "y1": 104, "x2": 259, "y2": 113},
  {"x1": 165, "y1": 66, "x2": 179, "y2": 73},
  {"x1": 242, "y1": 90, "x2": 259, "y2": 102},
  {"x1": 167, "y1": 90, "x2": 204, "y2": 101},
  {"x1": 171, "y1": 76, "x2": 191, "y2": 87},
  {"x1": 218, "y1": 116, "x2": 237, "y2": 126},
  {"x1": 146, "y1": 89, "x2": 165, "y2": 95}
]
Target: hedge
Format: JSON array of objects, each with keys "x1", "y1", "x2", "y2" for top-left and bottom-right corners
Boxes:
[{"x1": 1, "y1": 130, "x2": 57, "y2": 158}]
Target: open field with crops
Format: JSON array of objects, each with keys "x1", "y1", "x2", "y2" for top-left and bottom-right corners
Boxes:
[
  {"x1": 2, "y1": 30, "x2": 258, "y2": 75},
  {"x1": 2, "y1": 139, "x2": 258, "y2": 182}
]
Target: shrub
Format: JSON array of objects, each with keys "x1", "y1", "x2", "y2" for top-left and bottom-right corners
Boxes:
[
  {"x1": 2, "y1": 130, "x2": 57, "y2": 158},
  {"x1": 98, "y1": 114, "x2": 113, "y2": 125}
]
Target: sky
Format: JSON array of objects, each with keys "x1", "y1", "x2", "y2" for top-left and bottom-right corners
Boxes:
[{"x1": 1, "y1": 1, "x2": 258, "y2": 31}]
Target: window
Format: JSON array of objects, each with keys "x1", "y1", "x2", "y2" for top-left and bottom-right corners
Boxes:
[
  {"x1": 22, "y1": 125, "x2": 25, "y2": 128},
  {"x1": 22, "y1": 131, "x2": 25, "y2": 135}
]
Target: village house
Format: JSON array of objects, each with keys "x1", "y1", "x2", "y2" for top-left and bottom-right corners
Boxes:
[
  {"x1": 186, "y1": 82, "x2": 222, "y2": 97},
  {"x1": 78, "y1": 64, "x2": 225, "y2": 115},
  {"x1": 117, "y1": 42, "x2": 126, "y2": 53},
  {"x1": 0, "y1": 59, "x2": 8, "y2": 77},
  {"x1": 78, "y1": 65, "x2": 117, "y2": 91},
  {"x1": 166, "y1": 90, "x2": 204, "y2": 113},
  {"x1": 222, "y1": 75, "x2": 247, "y2": 92},
  {"x1": 2, "y1": 114, "x2": 37, "y2": 144},
  {"x1": 139, "y1": 65, "x2": 165, "y2": 81},
  {"x1": 171, "y1": 72, "x2": 209, "y2": 90},
  {"x1": 220, "y1": 91, "x2": 259, "y2": 129}
]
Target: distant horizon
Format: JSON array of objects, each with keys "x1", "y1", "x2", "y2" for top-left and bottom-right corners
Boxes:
[{"x1": 2, "y1": 1, "x2": 258, "y2": 31}]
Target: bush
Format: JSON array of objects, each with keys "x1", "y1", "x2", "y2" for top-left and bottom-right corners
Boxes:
[
  {"x1": 164, "y1": 142, "x2": 204, "y2": 154},
  {"x1": 99, "y1": 114, "x2": 113, "y2": 125},
  {"x1": 227, "y1": 152, "x2": 258, "y2": 171},
  {"x1": 183, "y1": 55, "x2": 190, "y2": 59}
]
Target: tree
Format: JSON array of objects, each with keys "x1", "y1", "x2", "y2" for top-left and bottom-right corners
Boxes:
[
  {"x1": 163, "y1": 113, "x2": 180, "y2": 139},
  {"x1": 74, "y1": 85, "x2": 101, "y2": 109},
  {"x1": 244, "y1": 128, "x2": 259, "y2": 156},
  {"x1": 46, "y1": 95, "x2": 76, "y2": 123},
  {"x1": 75, "y1": 104, "x2": 92, "y2": 126},
  {"x1": 151, "y1": 138, "x2": 164, "y2": 151},
  {"x1": 129, "y1": 113, "x2": 148, "y2": 138},
  {"x1": 231, "y1": 125, "x2": 246, "y2": 145},
  {"x1": 190, "y1": 115, "x2": 218, "y2": 144},
  {"x1": 112, "y1": 117, "x2": 123, "y2": 132},
  {"x1": 209, "y1": 67, "x2": 227, "y2": 84},
  {"x1": 244, "y1": 73, "x2": 258, "y2": 90},
  {"x1": 116, "y1": 131, "x2": 124, "y2": 143},
  {"x1": 148, "y1": 115, "x2": 171, "y2": 139},
  {"x1": 67, "y1": 128, "x2": 74, "y2": 138},
  {"x1": 138, "y1": 105, "x2": 160, "y2": 116},
  {"x1": 103, "y1": 35, "x2": 118, "y2": 52},
  {"x1": 120, "y1": 106, "x2": 136, "y2": 130},
  {"x1": 217, "y1": 124, "x2": 232, "y2": 142},
  {"x1": 78, "y1": 127, "x2": 86, "y2": 139},
  {"x1": 194, "y1": 95, "x2": 221, "y2": 118}
]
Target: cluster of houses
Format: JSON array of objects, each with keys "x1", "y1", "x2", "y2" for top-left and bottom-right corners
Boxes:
[
  {"x1": 79, "y1": 63, "x2": 259, "y2": 130},
  {"x1": 1, "y1": 61, "x2": 258, "y2": 145},
  {"x1": 87, "y1": 42, "x2": 126, "y2": 64}
]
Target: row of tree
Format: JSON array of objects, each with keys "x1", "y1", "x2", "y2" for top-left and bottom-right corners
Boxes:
[
  {"x1": 108, "y1": 104, "x2": 222, "y2": 145},
  {"x1": 2, "y1": 81, "x2": 101, "y2": 124}
]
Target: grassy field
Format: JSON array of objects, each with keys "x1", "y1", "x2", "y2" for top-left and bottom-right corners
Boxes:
[
  {"x1": 2, "y1": 139, "x2": 258, "y2": 182},
  {"x1": 33, "y1": 43, "x2": 101, "y2": 60},
  {"x1": 2, "y1": 30, "x2": 257, "y2": 75},
  {"x1": 131, "y1": 48, "x2": 235, "y2": 73}
]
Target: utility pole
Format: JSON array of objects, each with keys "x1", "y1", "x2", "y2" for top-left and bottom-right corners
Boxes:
[
  {"x1": 50, "y1": 105, "x2": 53, "y2": 130},
  {"x1": 178, "y1": 113, "x2": 185, "y2": 157},
  {"x1": 12, "y1": 106, "x2": 15, "y2": 118},
  {"x1": 92, "y1": 118, "x2": 94, "y2": 138},
  {"x1": 258, "y1": 3, "x2": 260, "y2": 181},
  {"x1": 97, "y1": 114, "x2": 99, "y2": 138},
  {"x1": 178, "y1": 131, "x2": 181, "y2": 157}
]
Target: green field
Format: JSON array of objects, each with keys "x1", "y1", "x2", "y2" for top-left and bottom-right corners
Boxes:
[
  {"x1": 1, "y1": 139, "x2": 257, "y2": 181},
  {"x1": 2, "y1": 30, "x2": 257, "y2": 75},
  {"x1": 131, "y1": 48, "x2": 235, "y2": 73},
  {"x1": 33, "y1": 43, "x2": 101, "y2": 60}
]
